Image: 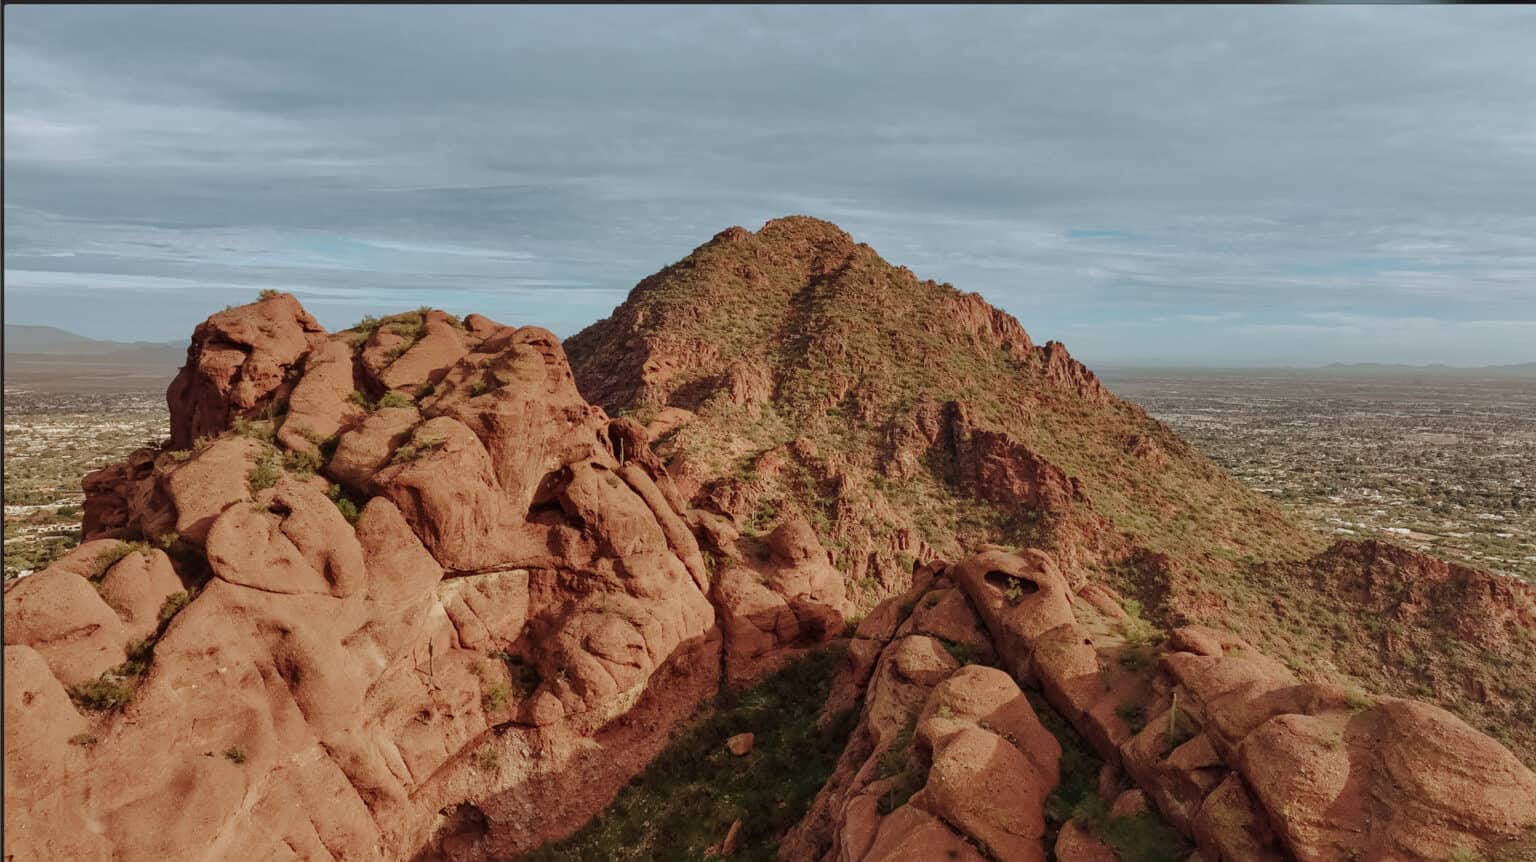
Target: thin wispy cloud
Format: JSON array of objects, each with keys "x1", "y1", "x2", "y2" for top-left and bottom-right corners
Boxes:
[{"x1": 4, "y1": 5, "x2": 1534, "y2": 364}]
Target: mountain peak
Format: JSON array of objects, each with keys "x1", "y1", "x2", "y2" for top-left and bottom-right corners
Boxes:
[
  {"x1": 564, "y1": 220, "x2": 1292, "y2": 601},
  {"x1": 567, "y1": 218, "x2": 1098, "y2": 415},
  {"x1": 755, "y1": 213, "x2": 856, "y2": 241},
  {"x1": 707, "y1": 214, "x2": 855, "y2": 248}
]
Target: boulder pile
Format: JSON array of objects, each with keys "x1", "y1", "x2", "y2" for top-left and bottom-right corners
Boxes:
[
  {"x1": 787, "y1": 547, "x2": 1536, "y2": 862},
  {"x1": 4, "y1": 294, "x2": 842, "y2": 861}
]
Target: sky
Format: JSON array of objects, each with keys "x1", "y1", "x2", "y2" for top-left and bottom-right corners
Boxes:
[{"x1": 5, "y1": 5, "x2": 1535, "y2": 367}]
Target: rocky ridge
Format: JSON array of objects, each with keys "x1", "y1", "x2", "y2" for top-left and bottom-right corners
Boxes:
[
  {"x1": 786, "y1": 547, "x2": 1536, "y2": 862},
  {"x1": 4, "y1": 219, "x2": 1536, "y2": 861},
  {"x1": 5, "y1": 293, "x2": 846, "y2": 860},
  {"x1": 566, "y1": 216, "x2": 1536, "y2": 767}
]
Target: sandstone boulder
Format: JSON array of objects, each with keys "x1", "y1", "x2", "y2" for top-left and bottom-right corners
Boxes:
[
  {"x1": 3, "y1": 566, "x2": 130, "y2": 687},
  {"x1": 167, "y1": 291, "x2": 322, "y2": 448}
]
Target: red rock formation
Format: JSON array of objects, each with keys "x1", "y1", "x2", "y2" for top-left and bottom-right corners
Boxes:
[
  {"x1": 794, "y1": 548, "x2": 1536, "y2": 862},
  {"x1": 4, "y1": 294, "x2": 797, "y2": 861},
  {"x1": 165, "y1": 292, "x2": 324, "y2": 448},
  {"x1": 709, "y1": 516, "x2": 851, "y2": 687},
  {"x1": 1037, "y1": 341, "x2": 1110, "y2": 405},
  {"x1": 11, "y1": 223, "x2": 1536, "y2": 862},
  {"x1": 782, "y1": 565, "x2": 1061, "y2": 862},
  {"x1": 941, "y1": 291, "x2": 1035, "y2": 361}
]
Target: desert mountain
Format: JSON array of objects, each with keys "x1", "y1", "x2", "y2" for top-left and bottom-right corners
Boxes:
[
  {"x1": 2, "y1": 324, "x2": 180, "y2": 355},
  {"x1": 568, "y1": 218, "x2": 1309, "y2": 598},
  {"x1": 567, "y1": 216, "x2": 1536, "y2": 763},
  {"x1": 4, "y1": 222, "x2": 1535, "y2": 862},
  {"x1": 3, "y1": 324, "x2": 185, "y2": 392}
]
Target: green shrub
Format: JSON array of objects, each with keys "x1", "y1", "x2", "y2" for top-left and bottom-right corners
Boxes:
[
  {"x1": 745, "y1": 498, "x2": 779, "y2": 535},
  {"x1": 334, "y1": 497, "x2": 360, "y2": 525},
  {"x1": 390, "y1": 431, "x2": 447, "y2": 465},
  {"x1": 347, "y1": 390, "x2": 373, "y2": 410},
  {"x1": 386, "y1": 312, "x2": 425, "y2": 340},
  {"x1": 313, "y1": 435, "x2": 341, "y2": 461},
  {"x1": 482, "y1": 683, "x2": 513, "y2": 713},
  {"x1": 97, "y1": 541, "x2": 148, "y2": 570},
  {"x1": 1116, "y1": 616, "x2": 1161, "y2": 647},
  {"x1": 1003, "y1": 576, "x2": 1028, "y2": 603},
  {"x1": 231, "y1": 417, "x2": 275, "y2": 442},
  {"x1": 1071, "y1": 793, "x2": 1190, "y2": 862},
  {"x1": 247, "y1": 454, "x2": 281, "y2": 492},
  {"x1": 224, "y1": 746, "x2": 247, "y2": 764},
  {"x1": 1035, "y1": 688, "x2": 1105, "y2": 827},
  {"x1": 283, "y1": 449, "x2": 324, "y2": 476},
  {"x1": 70, "y1": 675, "x2": 138, "y2": 712},
  {"x1": 378, "y1": 391, "x2": 412, "y2": 409},
  {"x1": 325, "y1": 485, "x2": 364, "y2": 525},
  {"x1": 490, "y1": 652, "x2": 542, "y2": 697},
  {"x1": 874, "y1": 724, "x2": 923, "y2": 814},
  {"x1": 157, "y1": 591, "x2": 191, "y2": 626},
  {"x1": 122, "y1": 637, "x2": 155, "y2": 676}
]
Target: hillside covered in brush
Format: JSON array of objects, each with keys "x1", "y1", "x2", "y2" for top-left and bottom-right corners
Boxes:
[
  {"x1": 568, "y1": 218, "x2": 1309, "y2": 591},
  {"x1": 567, "y1": 216, "x2": 1536, "y2": 763}
]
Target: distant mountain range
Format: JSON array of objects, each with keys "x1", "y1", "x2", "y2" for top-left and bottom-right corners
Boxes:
[
  {"x1": 3, "y1": 324, "x2": 182, "y2": 356},
  {"x1": 3, "y1": 324, "x2": 184, "y2": 393},
  {"x1": 1319, "y1": 360, "x2": 1536, "y2": 376}
]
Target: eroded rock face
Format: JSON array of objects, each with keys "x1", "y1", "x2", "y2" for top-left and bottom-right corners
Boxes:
[
  {"x1": 11, "y1": 291, "x2": 1536, "y2": 862},
  {"x1": 791, "y1": 548, "x2": 1536, "y2": 862},
  {"x1": 166, "y1": 292, "x2": 324, "y2": 448},
  {"x1": 3, "y1": 296, "x2": 738, "y2": 862},
  {"x1": 711, "y1": 517, "x2": 852, "y2": 686},
  {"x1": 782, "y1": 570, "x2": 1060, "y2": 862}
]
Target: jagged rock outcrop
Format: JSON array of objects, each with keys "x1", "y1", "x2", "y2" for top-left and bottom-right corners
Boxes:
[
  {"x1": 782, "y1": 562, "x2": 1061, "y2": 862},
  {"x1": 707, "y1": 515, "x2": 852, "y2": 687},
  {"x1": 792, "y1": 548, "x2": 1536, "y2": 862},
  {"x1": 1, "y1": 295, "x2": 818, "y2": 861},
  {"x1": 166, "y1": 292, "x2": 326, "y2": 448}
]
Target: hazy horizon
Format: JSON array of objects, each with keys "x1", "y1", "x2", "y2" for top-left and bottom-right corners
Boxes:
[{"x1": 6, "y1": 6, "x2": 1535, "y2": 367}]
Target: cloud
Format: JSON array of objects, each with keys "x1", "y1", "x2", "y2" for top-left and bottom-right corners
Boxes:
[{"x1": 4, "y1": 5, "x2": 1535, "y2": 365}]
